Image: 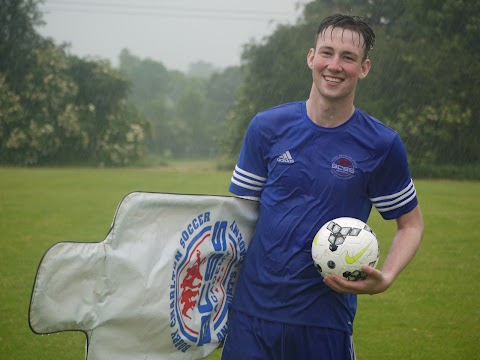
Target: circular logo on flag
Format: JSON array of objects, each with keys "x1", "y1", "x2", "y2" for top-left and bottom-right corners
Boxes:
[{"x1": 169, "y1": 212, "x2": 247, "y2": 353}]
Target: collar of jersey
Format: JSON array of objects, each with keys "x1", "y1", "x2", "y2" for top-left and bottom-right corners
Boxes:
[{"x1": 301, "y1": 102, "x2": 358, "y2": 132}]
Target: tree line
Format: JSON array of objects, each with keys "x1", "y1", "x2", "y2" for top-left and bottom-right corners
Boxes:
[
  {"x1": 0, "y1": 0, "x2": 242, "y2": 165},
  {"x1": 1, "y1": 0, "x2": 479, "y2": 174},
  {"x1": 118, "y1": 50, "x2": 241, "y2": 160}
]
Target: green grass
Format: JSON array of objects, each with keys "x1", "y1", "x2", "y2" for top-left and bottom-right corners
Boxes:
[{"x1": 0, "y1": 166, "x2": 478, "y2": 359}]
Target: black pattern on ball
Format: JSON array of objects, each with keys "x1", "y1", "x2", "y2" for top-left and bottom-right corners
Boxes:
[
  {"x1": 326, "y1": 221, "x2": 362, "y2": 252},
  {"x1": 343, "y1": 270, "x2": 367, "y2": 281}
]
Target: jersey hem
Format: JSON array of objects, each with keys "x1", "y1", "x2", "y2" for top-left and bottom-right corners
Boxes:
[{"x1": 231, "y1": 307, "x2": 354, "y2": 335}]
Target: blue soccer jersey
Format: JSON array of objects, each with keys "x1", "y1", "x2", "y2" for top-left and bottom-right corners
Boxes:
[{"x1": 228, "y1": 101, "x2": 418, "y2": 334}]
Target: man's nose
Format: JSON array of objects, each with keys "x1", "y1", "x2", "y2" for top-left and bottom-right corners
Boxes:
[{"x1": 327, "y1": 56, "x2": 342, "y2": 72}]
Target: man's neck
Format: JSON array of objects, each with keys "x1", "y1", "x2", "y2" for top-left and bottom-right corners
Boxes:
[{"x1": 306, "y1": 92, "x2": 355, "y2": 128}]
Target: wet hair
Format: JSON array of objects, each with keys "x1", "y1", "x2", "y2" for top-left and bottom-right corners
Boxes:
[{"x1": 314, "y1": 14, "x2": 375, "y2": 61}]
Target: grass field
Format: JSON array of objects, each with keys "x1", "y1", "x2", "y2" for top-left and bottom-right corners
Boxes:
[{"x1": 0, "y1": 164, "x2": 478, "y2": 359}]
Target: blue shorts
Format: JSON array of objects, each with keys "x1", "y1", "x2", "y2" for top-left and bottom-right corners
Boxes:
[{"x1": 221, "y1": 309, "x2": 355, "y2": 360}]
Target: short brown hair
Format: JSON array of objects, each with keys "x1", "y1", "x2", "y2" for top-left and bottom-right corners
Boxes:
[{"x1": 315, "y1": 14, "x2": 375, "y2": 61}]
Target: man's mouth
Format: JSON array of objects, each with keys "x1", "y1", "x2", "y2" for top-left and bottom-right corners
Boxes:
[{"x1": 323, "y1": 76, "x2": 343, "y2": 83}]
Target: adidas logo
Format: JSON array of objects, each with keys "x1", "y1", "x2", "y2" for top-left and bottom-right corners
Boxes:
[{"x1": 277, "y1": 151, "x2": 294, "y2": 163}]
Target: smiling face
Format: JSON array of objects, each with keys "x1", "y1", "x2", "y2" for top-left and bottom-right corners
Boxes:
[{"x1": 307, "y1": 26, "x2": 371, "y2": 105}]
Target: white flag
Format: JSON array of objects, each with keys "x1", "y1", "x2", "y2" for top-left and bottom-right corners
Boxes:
[{"x1": 29, "y1": 192, "x2": 259, "y2": 360}]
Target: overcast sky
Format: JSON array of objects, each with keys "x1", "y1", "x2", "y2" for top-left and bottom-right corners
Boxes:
[{"x1": 37, "y1": 0, "x2": 308, "y2": 72}]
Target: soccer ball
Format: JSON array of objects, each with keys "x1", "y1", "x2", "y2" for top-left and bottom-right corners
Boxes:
[{"x1": 311, "y1": 217, "x2": 380, "y2": 281}]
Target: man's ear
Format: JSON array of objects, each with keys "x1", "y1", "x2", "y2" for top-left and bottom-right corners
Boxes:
[
  {"x1": 307, "y1": 48, "x2": 315, "y2": 70},
  {"x1": 359, "y1": 58, "x2": 371, "y2": 80}
]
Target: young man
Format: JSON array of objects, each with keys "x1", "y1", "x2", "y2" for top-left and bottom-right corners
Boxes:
[{"x1": 222, "y1": 14, "x2": 424, "y2": 360}]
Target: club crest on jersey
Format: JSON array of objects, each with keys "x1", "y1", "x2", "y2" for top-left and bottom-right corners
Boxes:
[
  {"x1": 170, "y1": 212, "x2": 247, "y2": 353},
  {"x1": 331, "y1": 155, "x2": 357, "y2": 179}
]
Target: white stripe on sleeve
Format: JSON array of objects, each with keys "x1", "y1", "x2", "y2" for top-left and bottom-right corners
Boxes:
[
  {"x1": 371, "y1": 180, "x2": 417, "y2": 213},
  {"x1": 231, "y1": 165, "x2": 266, "y2": 192}
]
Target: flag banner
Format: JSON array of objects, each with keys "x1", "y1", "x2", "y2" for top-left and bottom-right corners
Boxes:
[{"x1": 29, "y1": 192, "x2": 259, "y2": 360}]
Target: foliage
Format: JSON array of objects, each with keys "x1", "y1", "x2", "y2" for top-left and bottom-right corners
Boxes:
[
  {"x1": 0, "y1": 0, "x2": 45, "y2": 88},
  {"x1": 0, "y1": 0, "x2": 147, "y2": 166},
  {"x1": 221, "y1": 0, "x2": 480, "y2": 169},
  {"x1": 366, "y1": 0, "x2": 480, "y2": 166},
  {"x1": 0, "y1": 40, "x2": 79, "y2": 165},
  {"x1": 119, "y1": 50, "x2": 241, "y2": 159},
  {"x1": 67, "y1": 56, "x2": 147, "y2": 165}
]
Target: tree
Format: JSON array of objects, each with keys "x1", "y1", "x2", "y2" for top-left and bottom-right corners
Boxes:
[
  {"x1": 206, "y1": 66, "x2": 242, "y2": 155},
  {"x1": 0, "y1": 1, "x2": 147, "y2": 165},
  {"x1": 0, "y1": 39, "x2": 79, "y2": 164},
  {"x1": 68, "y1": 56, "x2": 147, "y2": 165},
  {"x1": 390, "y1": 0, "x2": 480, "y2": 165},
  {"x1": 0, "y1": 0, "x2": 44, "y2": 89},
  {"x1": 119, "y1": 53, "x2": 242, "y2": 159}
]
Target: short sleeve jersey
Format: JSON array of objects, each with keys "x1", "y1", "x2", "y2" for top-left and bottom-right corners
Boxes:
[{"x1": 229, "y1": 101, "x2": 418, "y2": 334}]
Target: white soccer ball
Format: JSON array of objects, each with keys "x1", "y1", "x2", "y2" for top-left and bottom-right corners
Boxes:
[{"x1": 311, "y1": 217, "x2": 380, "y2": 281}]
